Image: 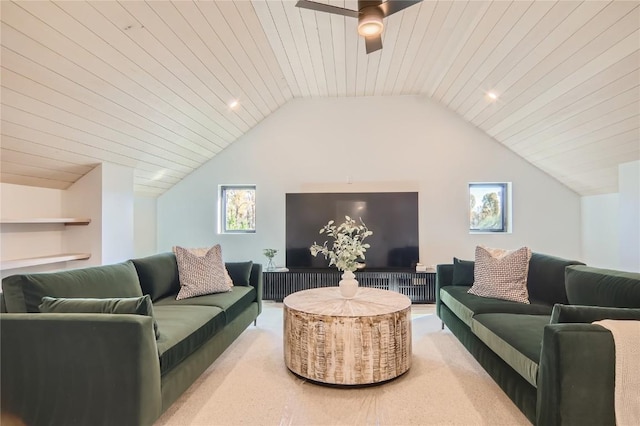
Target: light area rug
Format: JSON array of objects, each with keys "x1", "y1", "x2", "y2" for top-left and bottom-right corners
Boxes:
[{"x1": 155, "y1": 303, "x2": 529, "y2": 426}]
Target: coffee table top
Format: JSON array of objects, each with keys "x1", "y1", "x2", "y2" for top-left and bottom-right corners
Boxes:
[{"x1": 283, "y1": 287, "x2": 411, "y2": 317}]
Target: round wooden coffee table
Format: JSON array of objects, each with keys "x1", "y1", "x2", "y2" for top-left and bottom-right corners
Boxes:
[{"x1": 283, "y1": 287, "x2": 412, "y2": 385}]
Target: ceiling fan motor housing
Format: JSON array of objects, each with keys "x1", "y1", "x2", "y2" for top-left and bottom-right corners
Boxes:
[{"x1": 358, "y1": 6, "x2": 384, "y2": 37}]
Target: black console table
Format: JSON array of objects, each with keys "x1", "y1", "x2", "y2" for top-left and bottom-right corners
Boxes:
[{"x1": 263, "y1": 270, "x2": 436, "y2": 303}]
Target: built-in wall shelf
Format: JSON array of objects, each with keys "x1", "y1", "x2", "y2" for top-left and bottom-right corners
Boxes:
[
  {"x1": 1, "y1": 253, "x2": 92, "y2": 271},
  {"x1": 1, "y1": 217, "x2": 92, "y2": 272},
  {"x1": 0, "y1": 218, "x2": 91, "y2": 225}
]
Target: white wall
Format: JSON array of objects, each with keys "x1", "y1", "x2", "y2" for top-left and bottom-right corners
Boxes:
[
  {"x1": 619, "y1": 160, "x2": 640, "y2": 272},
  {"x1": 581, "y1": 194, "x2": 620, "y2": 269},
  {"x1": 158, "y1": 96, "x2": 582, "y2": 266},
  {"x1": 64, "y1": 163, "x2": 135, "y2": 265},
  {"x1": 0, "y1": 183, "x2": 63, "y2": 219},
  {"x1": 100, "y1": 163, "x2": 134, "y2": 264},
  {"x1": 580, "y1": 160, "x2": 640, "y2": 272},
  {"x1": 63, "y1": 165, "x2": 103, "y2": 267},
  {"x1": 134, "y1": 195, "x2": 157, "y2": 258}
]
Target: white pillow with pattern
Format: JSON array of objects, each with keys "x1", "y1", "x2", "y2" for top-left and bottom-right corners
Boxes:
[
  {"x1": 468, "y1": 245, "x2": 532, "y2": 304},
  {"x1": 174, "y1": 245, "x2": 231, "y2": 300},
  {"x1": 181, "y1": 246, "x2": 234, "y2": 289}
]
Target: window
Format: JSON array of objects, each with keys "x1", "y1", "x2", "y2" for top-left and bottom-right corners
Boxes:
[
  {"x1": 220, "y1": 185, "x2": 256, "y2": 233},
  {"x1": 469, "y1": 182, "x2": 512, "y2": 233}
]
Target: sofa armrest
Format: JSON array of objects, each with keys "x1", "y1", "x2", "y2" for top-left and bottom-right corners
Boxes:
[
  {"x1": 436, "y1": 264, "x2": 454, "y2": 318},
  {"x1": 536, "y1": 323, "x2": 615, "y2": 426},
  {"x1": 1, "y1": 313, "x2": 162, "y2": 426},
  {"x1": 250, "y1": 263, "x2": 263, "y2": 314}
]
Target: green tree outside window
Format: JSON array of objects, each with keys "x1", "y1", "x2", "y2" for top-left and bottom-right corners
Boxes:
[
  {"x1": 469, "y1": 183, "x2": 507, "y2": 232},
  {"x1": 221, "y1": 186, "x2": 256, "y2": 233}
]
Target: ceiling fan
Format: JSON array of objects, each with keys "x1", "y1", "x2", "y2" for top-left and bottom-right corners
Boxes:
[{"x1": 295, "y1": 0, "x2": 423, "y2": 54}]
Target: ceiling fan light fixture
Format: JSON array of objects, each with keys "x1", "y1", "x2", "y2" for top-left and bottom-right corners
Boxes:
[
  {"x1": 295, "y1": 0, "x2": 423, "y2": 53},
  {"x1": 358, "y1": 7, "x2": 384, "y2": 37}
]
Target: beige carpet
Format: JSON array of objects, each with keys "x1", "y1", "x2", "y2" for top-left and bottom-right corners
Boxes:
[{"x1": 155, "y1": 303, "x2": 529, "y2": 426}]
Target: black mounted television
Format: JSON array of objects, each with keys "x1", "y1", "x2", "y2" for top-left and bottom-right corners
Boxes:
[{"x1": 285, "y1": 192, "x2": 419, "y2": 271}]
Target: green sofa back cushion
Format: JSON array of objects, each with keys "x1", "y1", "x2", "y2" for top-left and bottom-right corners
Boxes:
[
  {"x1": 526, "y1": 253, "x2": 585, "y2": 305},
  {"x1": 225, "y1": 261, "x2": 254, "y2": 286},
  {"x1": 550, "y1": 304, "x2": 640, "y2": 324},
  {"x1": 131, "y1": 252, "x2": 180, "y2": 301},
  {"x1": 452, "y1": 257, "x2": 474, "y2": 286},
  {"x1": 565, "y1": 266, "x2": 640, "y2": 307},
  {"x1": 1, "y1": 261, "x2": 142, "y2": 313},
  {"x1": 39, "y1": 295, "x2": 160, "y2": 339}
]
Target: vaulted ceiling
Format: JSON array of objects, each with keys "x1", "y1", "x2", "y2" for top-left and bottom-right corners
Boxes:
[{"x1": 1, "y1": 1, "x2": 638, "y2": 197}]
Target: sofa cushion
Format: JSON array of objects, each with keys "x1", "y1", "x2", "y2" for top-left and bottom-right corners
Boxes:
[
  {"x1": 468, "y1": 246, "x2": 532, "y2": 304},
  {"x1": 39, "y1": 295, "x2": 160, "y2": 339},
  {"x1": 440, "y1": 286, "x2": 553, "y2": 327},
  {"x1": 131, "y1": 253, "x2": 180, "y2": 302},
  {"x1": 2, "y1": 261, "x2": 142, "y2": 313},
  {"x1": 452, "y1": 257, "x2": 474, "y2": 286},
  {"x1": 174, "y1": 245, "x2": 230, "y2": 300},
  {"x1": 155, "y1": 286, "x2": 256, "y2": 324},
  {"x1": 153, "y1": 305, "x2": 226, "y2": 376},
  {"x1": 471, "y1": 313, "x2": 550, "y2": 387},
  {"x1": 225, "y1": 262, "x2": 254, "y2": 286},
  {"x1": 527, "y1": 253, "x2": 585, "y2": 306},
  {"x1": 565, "y1": 266, "x2": 640, "y2": 307}
]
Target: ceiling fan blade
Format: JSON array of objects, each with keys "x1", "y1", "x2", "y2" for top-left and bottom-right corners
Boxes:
[
  {"x1": 358, "y1": 0, "x2": 384, "y2": 10},
  {"x1": 295, "y1": 0, "x2": 359, "y2": 18},
  {"x1": 365, "y1": 34, "x2": 383, "y2": 54},
  {"x1": 380, "y1": 0, "x2": 422, "y2": 17}
]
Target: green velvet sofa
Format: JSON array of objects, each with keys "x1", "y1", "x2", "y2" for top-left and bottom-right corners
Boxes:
[
  {"x1": 436, "y1": 254, "x2": 640, "y2": 425},
  {"x1": 0, "y1": 252, "x2": 263, "y2": 426}
]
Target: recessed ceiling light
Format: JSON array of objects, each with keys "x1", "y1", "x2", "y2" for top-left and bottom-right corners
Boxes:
[
  {"x1": 151, "y1": 169, "x2": 166, "y2": 181},
  {"x1": 486, "y1": 91, "x2": 499, "y2": 101},
  {"x1": 228, "y1": 100, "x2": 240, "y2": 110}
]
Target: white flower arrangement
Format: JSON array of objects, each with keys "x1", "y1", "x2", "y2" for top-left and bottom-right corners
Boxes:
[{"x1": 309, "y1": 216, "x2": 373, "y2": 272}]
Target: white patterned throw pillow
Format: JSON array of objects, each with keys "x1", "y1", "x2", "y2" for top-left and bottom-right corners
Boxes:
[
  {"x1": 468, "y1": 245, "x2": 532, "y2": 304},
  {"x1": 174, "y1": 245, "x2": 231, "y2": 300},
  {"x1": 182, "y1": 246, "x2": 234, "y2": 289}
]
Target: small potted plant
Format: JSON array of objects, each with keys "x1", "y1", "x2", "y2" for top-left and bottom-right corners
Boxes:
[
  {"x1": 310, "y1": 216, "x2": 373, "y2": 298},
  {"x1": 263, "y1": 248, "x2": 278, "y2": 271}
]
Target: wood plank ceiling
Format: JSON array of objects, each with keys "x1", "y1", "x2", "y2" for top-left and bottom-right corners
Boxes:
[{"x1": 1, "y1": 1, "x2": 638, "y2": 196}]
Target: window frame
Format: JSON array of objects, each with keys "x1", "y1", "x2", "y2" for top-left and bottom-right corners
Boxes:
[
  {"x1": 219, "y1": 184, "x2": 256, "y2": 234},
  {"x1": 468, "y1": 182, "x2": 512, "y2": 234}
]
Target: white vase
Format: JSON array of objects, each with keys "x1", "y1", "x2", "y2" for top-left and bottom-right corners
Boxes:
[{"x1": 339, "y1": 270, "x2": 359, "y2": 299}]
